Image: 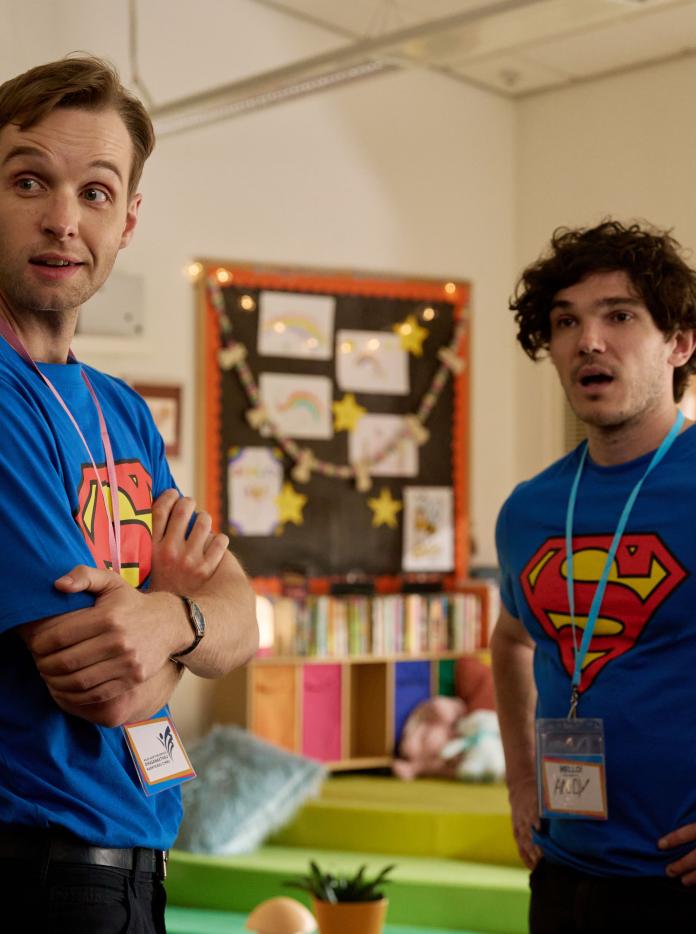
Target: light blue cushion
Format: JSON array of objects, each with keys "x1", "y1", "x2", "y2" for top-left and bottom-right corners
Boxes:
[{"x1": 176, "y1": 725, "x2": 325, "y2": 855}]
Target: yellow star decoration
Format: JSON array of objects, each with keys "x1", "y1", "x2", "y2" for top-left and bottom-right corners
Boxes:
[
  {"x1": 332, "y1": 393, "x2": 367, "y2": 432},
  {"x1": 368, "y1": 487, "x2": 403, "y2": 529},
  {"x1": 275, "y1": 482, "x2": 307, "y2": 526},
  {"x1": 393, "y1": 314, "x2": 429, "y2": 356}
]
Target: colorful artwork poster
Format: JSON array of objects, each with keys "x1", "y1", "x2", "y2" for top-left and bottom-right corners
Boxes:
[
  {"x1": 335, "y1": 329, "x2": 409, "y2": 396},
  {"x1": 259, "y1": 372, "x2": 333, "y2": 440},
  {"x1": 402, "y1": 486, "x2": 454, "y2": 572},
  {"x1": 348, "y1": 414, "x2": 418, "y2": 477},
  {"x1": 258, "y1": 290, "x2": 335, "y2": 360},
  {"x1": 227, "y1": 446, "x2": 283, "y2": 536}
]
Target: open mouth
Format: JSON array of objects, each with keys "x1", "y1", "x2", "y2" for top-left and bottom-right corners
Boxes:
[
  {"x1": 29, "y1": 259, "x2": 83, "y2": 268},
  {"x1": 579, "y1": 373, "x2": 613, "y2": 388}
]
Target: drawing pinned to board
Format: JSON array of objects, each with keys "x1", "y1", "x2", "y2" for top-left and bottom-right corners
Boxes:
[
  {"x1": 402, "y1": 486, "x2": 454, "y2": 572},
  {"x1": 336, "y1": 329, "x2": 409, "y2": 395},
  {"x1": 349, "y1": 413, "x2": 418, "y2": 477},
  {"x1": 227, "y1": 446, "x2": 283, "y2": 535},
  {"x1": 259, "y1": 372, "x2": 333, "y2": 439},
  {"x1": 258, "y1": 290, "x2": 335, "y2": 360}
]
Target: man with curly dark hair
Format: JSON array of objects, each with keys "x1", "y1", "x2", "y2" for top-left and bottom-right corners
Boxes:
[{"x1": 491, "y1": 219, "x2": 696, "y2": 932}]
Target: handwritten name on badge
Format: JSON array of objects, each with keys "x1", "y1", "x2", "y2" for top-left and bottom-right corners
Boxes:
[{"x1": 542, "y1": 757, "x2": 607, "y2": 818}]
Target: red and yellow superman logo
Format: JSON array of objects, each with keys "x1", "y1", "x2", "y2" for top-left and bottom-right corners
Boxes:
[
  {"x1": 521, "y1": 534, "x2": 686, "y2": 693},
  {"x1": 75, "y1": 460, "x2": 153, "y2": 588}
]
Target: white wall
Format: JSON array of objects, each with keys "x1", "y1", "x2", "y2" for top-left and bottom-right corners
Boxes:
[
  {"x1": 8, "y1": 2, "x2": 518, "y2": 738},
  {"x1": 516, "y1": 54, "x2": 696, "y2": 480},
  {"x1": 118, "y1": 69, "x2": 518, "y2": 739},
  {"x1": 13, "y1": 1, "x2": 694, "y2": 739}
]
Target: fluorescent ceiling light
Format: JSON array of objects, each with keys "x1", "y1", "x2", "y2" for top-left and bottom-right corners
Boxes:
[{"x1": 152, "y1": 59, "x2": 394, "y2": 137}]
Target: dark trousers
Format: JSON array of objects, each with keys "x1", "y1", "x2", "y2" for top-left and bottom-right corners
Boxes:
[
  {"x1": 0, "y1": 858, "x2": 167, "y2": 934},
  {"x1": 530, "y1": 858, "x2": 696, "y2": 934}
]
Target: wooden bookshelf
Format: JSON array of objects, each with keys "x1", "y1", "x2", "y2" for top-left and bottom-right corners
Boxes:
[
  {"x1": 212, "y1": 651, "x2": 462, "y2": 770},
  {"x1": 211, "y1": 584, "x2": 495, "y2": 770}
]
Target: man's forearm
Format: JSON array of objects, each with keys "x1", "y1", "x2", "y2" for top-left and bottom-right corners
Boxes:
[
  {"x1": 491, "y1": 624, "x2": 537, "y2": 786},
  {"x1": 168, "y1": 550, "x2": 258, "y2": 679}
]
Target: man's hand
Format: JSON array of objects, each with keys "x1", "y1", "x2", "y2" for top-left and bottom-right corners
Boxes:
[
  {"x1": 509, "y1": 775, "x2": 543, "y2": 870},
  {"x1": 149, "y1": 489, "x2": 229, "y2": 594},
  {"x1": 48, "y1": 658, "x2": 185, "y2": 728},
  {"x1": 21, "y1": 565, "x2": 186, "y2": 707},
  {"x1": 659, "y1": 825, "x2": 696, "y2": 885}
]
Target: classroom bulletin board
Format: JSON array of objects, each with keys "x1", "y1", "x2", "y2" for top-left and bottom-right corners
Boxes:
[{"x1": 195, "y1": 262, "x2": 470, "y2": 588}]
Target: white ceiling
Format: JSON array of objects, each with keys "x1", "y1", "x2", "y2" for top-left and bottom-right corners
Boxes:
[
  {"x1": 247, "y1": 0, "x2": 696, "y2": 96},
  {"x1": 2, "y1": 0, "x2": 696, "y2": 133}
]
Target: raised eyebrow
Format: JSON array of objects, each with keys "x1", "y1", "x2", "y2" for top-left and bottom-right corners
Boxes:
[
  {"x1": 2, "y1": 146, "x2": 123, "y2": 184},
  {"x1": 1, "y1": 144, "x2": 46, "y2": 167},
  {"x1": 88, "y1": 160, "x2": 123, "y2": 185}
]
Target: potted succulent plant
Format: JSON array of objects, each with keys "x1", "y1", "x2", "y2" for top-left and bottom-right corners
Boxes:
[{"x1": 285, "y1": 860, "x2": 395, "y2": 934}]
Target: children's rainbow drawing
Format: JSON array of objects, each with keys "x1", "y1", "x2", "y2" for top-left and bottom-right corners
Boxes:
[
  {"x1": 356, "y1": 352, "x2": 386, "y2": 377},
  {"x1": 276, "y1": 390, "x2": 324, "y2": 422},
  {"x1": 259, "y1": 373, "x2": 333, "y2": 439},
  {"x1": 262, "y1": 315, "x2": 328, "y2": 351},
  {"x1": 336, "y1": 329, "x2": 409, "y2": 395},
  {"x1": 258, "y1": 291, "x2": 335, "y2": 360}
]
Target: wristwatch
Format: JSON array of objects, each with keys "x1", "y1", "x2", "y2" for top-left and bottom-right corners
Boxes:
[{"x1": 172, "y1": 596, "x2": 206, "y2": 658}]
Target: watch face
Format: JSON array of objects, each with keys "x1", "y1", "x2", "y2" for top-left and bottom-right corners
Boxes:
[{"x1": 190, "y1": 601, "x2": 206, "y2": 636}]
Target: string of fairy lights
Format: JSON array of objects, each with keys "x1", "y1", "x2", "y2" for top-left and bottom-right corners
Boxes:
[{"x1": 191, "y1": 263, "x2": 468, "y2": 529}]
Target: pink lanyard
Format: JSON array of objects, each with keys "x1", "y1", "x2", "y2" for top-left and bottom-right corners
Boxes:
[{"x1": 0, "y1": 319, "x2": 122, "y2": 576}]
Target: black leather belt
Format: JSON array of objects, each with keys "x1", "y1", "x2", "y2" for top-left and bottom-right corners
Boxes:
[{"x1": 0, "y1": 829, "x2": 168, "y2": 880}]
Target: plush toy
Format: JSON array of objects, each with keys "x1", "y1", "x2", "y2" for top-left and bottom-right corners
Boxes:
[
  {"x1": 392, "y1": 654, "x2": 505, "y2": 782},
  {"x1": 440, "y1": 708, "x2": 505, "y2": 782}
]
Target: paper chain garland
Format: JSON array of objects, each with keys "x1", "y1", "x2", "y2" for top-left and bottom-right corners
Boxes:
[{"x1": 208, "y1": 277, "x2": 467, "y2": 492}]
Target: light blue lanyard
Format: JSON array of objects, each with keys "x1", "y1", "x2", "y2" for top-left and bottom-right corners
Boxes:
[{"x1": 564, "y1": 410, "x2": 684, "y2": 717}]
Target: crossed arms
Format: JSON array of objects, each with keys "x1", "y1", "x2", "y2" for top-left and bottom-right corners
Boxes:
[{"x1": 18, "y1": 490, "x2": 258, "y2": 728}]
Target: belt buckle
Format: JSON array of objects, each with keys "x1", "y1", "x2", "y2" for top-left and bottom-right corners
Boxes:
[{"x1": 156, "y1": 850, "x2": 168, "y2": 880}]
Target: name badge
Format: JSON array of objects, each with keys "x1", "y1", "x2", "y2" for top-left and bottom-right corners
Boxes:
[
  {"x1": 536, "y1": 717, "x2": 607, "y2": 820},
  {"x1": 123, "y1": 716, "x2": 196, "y2": 796}
]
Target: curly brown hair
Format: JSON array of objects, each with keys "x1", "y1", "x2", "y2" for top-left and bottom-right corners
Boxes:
[
  {"x1": 0, "y1": 55, "x2": 154, "y2": 198},
  {"x1": 510, "y1": 220, "x2": 696, "y2": 401}
]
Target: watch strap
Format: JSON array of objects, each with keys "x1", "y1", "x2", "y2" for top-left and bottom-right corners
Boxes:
[{"x1": 171, "y1": 596, "x2": 205, "y2": 658}]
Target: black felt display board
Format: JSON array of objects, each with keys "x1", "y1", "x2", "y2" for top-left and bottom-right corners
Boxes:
[{"x1": 217, "y1": 286, "x2": 455, "y2": 579}]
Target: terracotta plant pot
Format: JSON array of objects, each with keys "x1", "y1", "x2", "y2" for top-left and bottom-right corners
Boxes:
[{"x1": 312, "y1": 896, "x2": 388, "y2": 934}]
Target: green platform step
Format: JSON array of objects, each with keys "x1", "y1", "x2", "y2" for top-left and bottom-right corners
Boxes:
[
  {"x1": 167, "y1": 905, "x2": 485, "y2": 934},
  {"x1": 270, "y1": 776, "x2": 521, "y2": 866},
  {"x1": 167, "y1": 846, "x2": 529, "y2": 934}
]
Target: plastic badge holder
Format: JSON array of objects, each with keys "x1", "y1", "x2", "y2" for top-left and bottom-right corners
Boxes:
[{"x1": 536, "y1": 717, "x2": 607, "y2": 820}]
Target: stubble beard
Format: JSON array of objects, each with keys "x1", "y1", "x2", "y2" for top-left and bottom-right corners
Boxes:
[
  {"x1": 566, "y1": 371, "x2": 669, "y2": 437},
  {"x1": 0, "y1": 259, "x2": 112, "y2": 327}
]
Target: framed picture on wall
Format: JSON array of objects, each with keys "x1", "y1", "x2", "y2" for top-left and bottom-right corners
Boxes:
[{"x1": 132, "y1": 383, "x2": 182, "y2": 458}]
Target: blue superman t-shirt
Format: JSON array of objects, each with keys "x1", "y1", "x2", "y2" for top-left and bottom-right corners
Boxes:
[
  {"x1": 0, "y1": 336, "x2": 181, "y2": 848},
  {"x1": 497, "y1": 424, "x2": 696, "y2": 876}
]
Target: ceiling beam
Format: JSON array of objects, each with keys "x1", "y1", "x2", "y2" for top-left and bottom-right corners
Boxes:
[{"x1": 146, "y1": 0, "x2": 548, "y2": 135}]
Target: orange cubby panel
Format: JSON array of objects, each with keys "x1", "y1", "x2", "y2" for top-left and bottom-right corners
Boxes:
[{"x1": 250, "y1": 665, "x2": 297, "y2": 753}]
